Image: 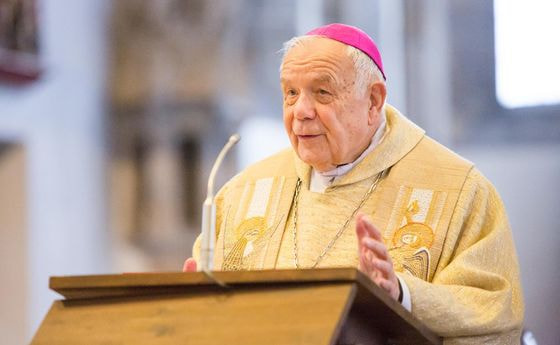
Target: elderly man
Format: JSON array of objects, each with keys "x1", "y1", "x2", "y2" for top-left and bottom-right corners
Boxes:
[{"x1": 184, "y1": 23, "x2": 523, "y2": 344}]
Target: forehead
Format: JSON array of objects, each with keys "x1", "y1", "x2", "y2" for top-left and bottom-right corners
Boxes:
[{"x1": 280, "y1": 37, "x2": 355, "y2": 83}]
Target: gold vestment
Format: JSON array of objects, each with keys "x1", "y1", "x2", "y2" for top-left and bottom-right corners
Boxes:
[{"x1": 193, "y1": 105, "x2": 524, "y2": 344}]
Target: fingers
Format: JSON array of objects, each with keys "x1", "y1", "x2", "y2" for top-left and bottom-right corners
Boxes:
[
  {"x1": 355, "y1": 214, "x2": 369, "y2": 243},
  {"x1": 360, "y1": 257, "x2": 396, "y2": 297},
  {"x1": 359, "y1": 248, "x2": 375, "y2": 272},
  {"x1": 182, "y1": 257, "x2": 197, "y2": 272},
  {"x1": 362, "y1": 237, "x2": 390, "y2": 261},
  {"x1": 355, "y1": 214, "x2": 399, "y2": 300},
  {"x1": 365, "y1": 262, "x2": 399, "y2": 300},
  {"x1": 371, "y1": 257, "x2": 394, "y2": 277},
  {"x1": 360, "y1": 249, "x2": 393, "y2": 281},
  {"x1": 357, "y1": 213, "x2": 388, "y2": 273},
  {"x1": 378, "y1": 279, "x2": 395, "y2": 293},
  {"x1": 357, "y1": 213, "x2": 383, "y2": 241}
]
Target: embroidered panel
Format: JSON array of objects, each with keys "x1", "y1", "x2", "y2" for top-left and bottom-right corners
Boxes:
[
  {"x1": 384, "y1": 186, "x2": 448, "y2": 281},
  {"x1": 219, "y1": 177, "x2": 286, "y2": 270}
]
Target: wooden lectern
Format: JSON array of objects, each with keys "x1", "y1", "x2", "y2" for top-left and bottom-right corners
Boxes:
[{"x1": 31, "y1": 268, "x2": 441, "y2": 345}]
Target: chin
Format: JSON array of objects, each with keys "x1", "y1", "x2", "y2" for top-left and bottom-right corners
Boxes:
[
  {"x1": 297, "y1": 150, "x2": 316, "y2": 164},
  {"x1": 298, "y1": 150, "x2": 329, "y2": 171}
]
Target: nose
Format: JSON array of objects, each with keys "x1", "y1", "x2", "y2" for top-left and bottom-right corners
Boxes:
[{"x1": 293, "y1": 92, "x2": 316, "y2": 120}]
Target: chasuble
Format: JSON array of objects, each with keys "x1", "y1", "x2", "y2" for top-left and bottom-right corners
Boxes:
[{"x1": 193, "y1": 105, "x2": 524, "y2": 344}]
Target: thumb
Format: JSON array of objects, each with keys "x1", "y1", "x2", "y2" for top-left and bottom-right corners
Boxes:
[{"x1": 182, "y1": 257, "x2": 197, "y2": 272}]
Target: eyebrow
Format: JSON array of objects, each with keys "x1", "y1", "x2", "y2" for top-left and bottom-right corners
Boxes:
[
  {"x1": 313, "y1": 74, "x2": 335, "y2": 84},
  {"x1": 280, "y1": 74, "x2": 336, "y2": 85}
]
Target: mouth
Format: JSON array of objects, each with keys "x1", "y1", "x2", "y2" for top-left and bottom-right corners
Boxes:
[{"x1": 297, "y1": 134, "x2": 321, "y2": 140}]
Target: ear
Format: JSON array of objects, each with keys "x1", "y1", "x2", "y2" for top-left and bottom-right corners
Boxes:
[{"x1": 367, "y1": 81, "x2": 387, "y2": 125}]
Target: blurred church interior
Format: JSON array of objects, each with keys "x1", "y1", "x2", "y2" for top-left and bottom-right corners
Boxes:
[{"x1": 0, "y1": 0, "x2": 559, "y2": 344}]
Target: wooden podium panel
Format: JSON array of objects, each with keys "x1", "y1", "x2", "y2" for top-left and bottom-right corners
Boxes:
[{"x1": 31, "y1": 268, "x2": 441, "y2": 345}]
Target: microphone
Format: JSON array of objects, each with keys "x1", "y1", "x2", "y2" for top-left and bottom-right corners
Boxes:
[{"x1": 199, "y1": 134, "x2": 241, "y2": 271}]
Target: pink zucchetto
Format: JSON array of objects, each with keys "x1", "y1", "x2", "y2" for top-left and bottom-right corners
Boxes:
[{"x1": 306, "y1": 23, "x2": 386, "y2": 80}]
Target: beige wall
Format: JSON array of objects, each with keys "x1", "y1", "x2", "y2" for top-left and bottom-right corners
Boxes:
[{"x1": 0, "y1": 145, "x2": 27, "y2": 345}]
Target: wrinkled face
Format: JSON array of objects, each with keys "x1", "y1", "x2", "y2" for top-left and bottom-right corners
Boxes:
[{"x1": 280, "y1": 38, "x2": 379, "y2": 172}]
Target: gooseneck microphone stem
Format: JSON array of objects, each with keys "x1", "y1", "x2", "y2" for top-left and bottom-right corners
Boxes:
[{"x1": 200, "y1": 134, "x2": 240, "y2": 272}]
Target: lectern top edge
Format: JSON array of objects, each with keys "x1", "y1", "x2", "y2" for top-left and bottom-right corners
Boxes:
[{"x1": 50, "y1": 268, "x2": 362, "y2": 298}]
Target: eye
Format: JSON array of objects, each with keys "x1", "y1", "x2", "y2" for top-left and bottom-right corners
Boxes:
[
  {"x1": 283, "y1": 88, "x2": 298, "y2": 98},
  {"x1": 283, "y1": 89, "x2": 298, "y2": 105},
  {"x1": 315, "y1": 88, "x2": 333, "y2": 103}
]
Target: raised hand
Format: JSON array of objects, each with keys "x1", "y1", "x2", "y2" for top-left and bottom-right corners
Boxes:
[{"x1": 355, "y1": 213, "x2": 400, "y2": 300}]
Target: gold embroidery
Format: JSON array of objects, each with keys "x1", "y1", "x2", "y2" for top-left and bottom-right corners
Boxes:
[
  {"x1": 389, "y1": 247, "x2": 431, "y2": 281},
  {"x1": 220, "y1": 177, "x2": 287, "y2": 270},
  {"x1": 389, "y1": 198, "x2": 435, "y2": 280},
  {"x1": 392, "y1": 222, "x2": 434, "y2": 249},
  {"x1": 403, "y1": 248, "x2": 430, "y2": 281},
  {"x1": 223, "y1": 217, "x2": 267, "y2": 270},
  {"x1": 392, "y1": 201, "x2": 435, "y2": 248},
  {"x1": 384, "y1": 186, "x2": 413, "y2": 238}
]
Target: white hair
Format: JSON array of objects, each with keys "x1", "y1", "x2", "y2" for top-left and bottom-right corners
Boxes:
[{"x1": 280, "y1": 35, "x2": 385, "y2": 97}]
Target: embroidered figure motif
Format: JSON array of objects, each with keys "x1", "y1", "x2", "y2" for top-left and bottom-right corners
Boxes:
[
  {"x1": 222, "y1": 217, "x2": 268, "y2": 270},
  {"x1": 392, "y1": 201, "x2": 435, "y2": 249},
  {"x1": 222, "y1": 177, "x2": 286, "y2": 270},
  {"x1": 388, "y1": 199, "x2": 435, "y2": 280}
]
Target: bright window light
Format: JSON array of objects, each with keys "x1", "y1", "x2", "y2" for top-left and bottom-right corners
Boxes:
[{"x1": 494, "y1": 0, "x2": 560, "y2": 109}]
